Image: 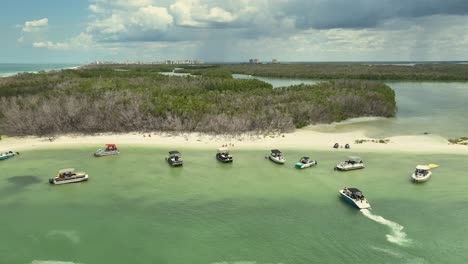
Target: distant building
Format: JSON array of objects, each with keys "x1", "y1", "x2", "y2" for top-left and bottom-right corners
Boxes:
[
  {"x1": 249, "y1": 59, "x2": 254, "y2": 63},
  {"x1": 272, "y1": 59, "x2": 278, "y2": 64}
]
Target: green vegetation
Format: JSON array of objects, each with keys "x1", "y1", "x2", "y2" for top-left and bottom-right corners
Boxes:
[
  {"x1": 216, "y1": 63, "x2": 468, "y2": 81},
  {"x1": 448, "y1": 137, "x2": 468, "y2": 145},
  {"x1": 0, "y1": 66, "x2": 396, "y2": 136}
]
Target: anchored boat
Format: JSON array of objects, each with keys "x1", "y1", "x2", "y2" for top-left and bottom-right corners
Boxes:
[
  {"x1": 411, "y1": 165, "x2": 432, "y2": 182},
  {"x1": 295, "y1": 156, "x2": 317, "y2": 169},
  {"x1": 266, "y1": 149, "x2": 285, "y2": 164},
  {"x1": 339, "y1": 187, "x2": 371, "y2": 209},
  {"x1": 49, "y1": 168, "x2": 89, "y2": 185},
  {"x1": 335, "y1": 156, "x2": 365, "y2": 171},
  {"x1": 216, "y1": 147, "x2": 233, "y2": 163},
  {"x1": 0, "y1": 151, "x2": 19, "y2": 161},
  {"x1": 166, "y1": 150, "x2": 183, "y2": 167},
  {"x1": 94, "y1": 144, "x2": 119, "y2": 157}
]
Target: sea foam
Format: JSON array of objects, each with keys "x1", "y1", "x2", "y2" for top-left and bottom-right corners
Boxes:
[
  {"x1": 31, "y1": 261, "x2": 81, "y2": 264},
  {"x1": 361, "y1": 209, "x2": 412, "y2": 246}
]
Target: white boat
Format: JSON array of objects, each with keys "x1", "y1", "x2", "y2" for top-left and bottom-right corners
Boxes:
[
  {"x1": 335, "y1": 156, "x2": 365, "y2": 171},
  {"x1": 339, "y1": 187, "x2": 371, "y2": 209},
  {"x1": 94, "y1": 144, "x2": 119, "y2": 157},
  {"x1": 166, "y1": 150, "x2": 183, "y2": 167},
  {"x1": 0, "y1": 151, "x2": 18, "y2": 161},
  {"x1": 49, "y1": 168, "x2": 89, "y2": 185},
  {"x1": 267, "y1": 149, "x2": 285, "y2": 164},
  {"x1": 295, "y1": 156, "x2": 317, "y2": 169},
  {"x1": 216, "y1": 147, "x2": 233, "y2": 163},
  {"x1": 411, "y1": 165, "x2": 432, "y2": 182}
]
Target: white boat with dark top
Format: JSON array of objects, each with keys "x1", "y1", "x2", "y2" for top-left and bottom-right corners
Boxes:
[
  {"x1": 216, "y1": 147, "x2": 233, "y2": 163},
  {"x1": 166, "y1": 150, "x2": 183, "y2": 167},
  {"x1": 49, "y1": 168, "x2": 89, "y2": 185},
  {"x1": 0, "y1": 151, "x2": 19, "y2": 161},
  {"x1": 339, "y1": 187, "x2": 371, "y2": 209},
  {"x1": 267, "y1": 149, "x2": 285, "y2": 164},
  {"x1": 411, "y1": 165, "x2": 432, "y2": 182}
]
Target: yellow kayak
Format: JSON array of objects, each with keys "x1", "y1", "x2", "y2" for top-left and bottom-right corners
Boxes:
[{"x1": 428, "y1": 164, "x2": 439, "y2": 169}]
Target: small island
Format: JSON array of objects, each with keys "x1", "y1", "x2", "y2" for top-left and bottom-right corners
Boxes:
[{"x1": 0, "y1": 65, "x2": 396, "y2": 137}]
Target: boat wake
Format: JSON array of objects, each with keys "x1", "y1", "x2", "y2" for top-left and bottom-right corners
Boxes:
[
  {"x1": 31, "y1": 261, "x2": 82, "y2": 264},
  {"x1": 361, "y1": 209, "x2": 411, "y2": 246}
]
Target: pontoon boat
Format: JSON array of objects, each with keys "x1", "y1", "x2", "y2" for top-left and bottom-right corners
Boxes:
[
  {"x1": 94, "y1": 144, "x2": 119, "y2": 157},
  {"x1": 335, "y1": 156, "x2": 365, "y2": 171},
  {"x1": 49, "y1": 168, "x2": 89, "y2": 185}
]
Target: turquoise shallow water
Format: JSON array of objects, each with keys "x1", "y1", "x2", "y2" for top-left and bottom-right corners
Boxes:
[
  {"x1": 1, "y1": 147, "x2": 468, "y2": 264},
  {"x1": 233, "y1": 74, "x2": 468, "y2": 139},
  {"x1": 0, "y1": 63, "x2": 81, "y2": 77}
]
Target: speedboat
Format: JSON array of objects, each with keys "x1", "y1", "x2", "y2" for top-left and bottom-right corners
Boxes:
[
  {"x1": 411, "y1": 165, "x2": 432, "y2": 182},
  {"x1": 216, "y1": 147, "x2": 233, "y2": 163},
  {"x1": 295, "y1": 156, "x2": 317, "y2": 169},
  {"x1": 266, "y1": 149, "x2": 285, "y2": 164},
  {"x1": 335, "y1": 156, "x2": 365, "y2": 171},
  {"x1": 49, "y1": 168, "x2": 89, "y2": 185},
  {"x1": 0, "y1": 151, "x2": 19, "y2": 161},
  {"x1": 339, "y1": 187, "x2": 371, "y2": 209},
  {"x1": 166, "y1": 150, "x2": 183, "y2": 167},
  {"x1": 94, "y1": 144, "x2": 120, "y2": 157}
]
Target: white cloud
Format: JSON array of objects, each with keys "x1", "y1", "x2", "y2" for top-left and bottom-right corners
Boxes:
[
  {"x1": 33, "y1": 33, "x2": 94, "y2": 50},
  {"x1": 170, "y1": 0, "x2": 236, "y2": 27},
  {"x1": 87, "y1": 5, "x2": 173, "y2": 41},
  {"x1": 22, "y1": 18, "x2": 48, "y2": 32}
]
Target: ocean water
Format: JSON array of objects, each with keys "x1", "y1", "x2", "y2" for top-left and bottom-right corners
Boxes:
[
  {"x1": 1, "y1": 147, "x2": 468, "y2": 264},
  {"x1": 0, "y1": 63, "x2": 81, "y2": 77},
  {"x1": 233, "y1": 74, "x2": 468, "y2": 139}
]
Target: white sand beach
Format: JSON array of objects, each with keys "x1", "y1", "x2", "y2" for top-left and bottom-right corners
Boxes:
[{"x1": 1, "y1": 129, "x2": 467, "y2": 154}]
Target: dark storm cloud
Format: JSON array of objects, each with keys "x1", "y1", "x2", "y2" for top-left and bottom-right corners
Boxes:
[{"x1": 284, "y1": 0, "x2": 468, "y2": 29}]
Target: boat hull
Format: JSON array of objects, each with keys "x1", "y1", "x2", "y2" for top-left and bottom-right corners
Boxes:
[
  {"x1": 335, "y1": 164, "x2": 365, "y2": 171},
  {"x1": 0, "y1": 153, "x2": 15, "y2": 161},
  {"x1": 269, "y1": 156, "x2": 285, "y2": 164},
  {"x1": 295, "y1": 160, "x2": 317, "y2": 169},
  {"x1": 49, "y1": 175, "x2": 89, "y2": 185},
  {"x1": 339, "y1": 190, "x2": 371, "y2": 209},
  {"x1": 411, "y1": 171, "x2": 432, "y2": 182},
  {"x1": 216, "y1": 154, "x2": 233, "y2": 163},
  {"x1": 94, "y1": 151, "x2": 119, "y2": 157}
]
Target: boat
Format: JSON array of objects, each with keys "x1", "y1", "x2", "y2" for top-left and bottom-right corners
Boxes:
[
  {"x1": 411, "y1": 165, "x2": 432, "y2": 182},
  {"x1": 339, "y1": 187, "x2": 371, "y2": 209},
  {"x1": 295, "y1": 156, "x2": 317, "y2": 169},
  {"x1": 216, "y1": 147, "x2": 233, "y2": 163},
  {"x1": 166, "y1": 150, "x2": 183, "y2": 167},
  {"x1": 0, "y1": 151, "x2": 19, "y2": 161},
  {"x1": 335, "y1": 156, "x2": 365, "y2": 171},
  {"x1": 49, "y1": 168, "x2": 89, "y2": 185},
  {"x1": 266, "y1": 149, "x2": 285, "y2": 164},
  {"x1": 94, "y1": 144, "x2": 119, "y2": 157}
]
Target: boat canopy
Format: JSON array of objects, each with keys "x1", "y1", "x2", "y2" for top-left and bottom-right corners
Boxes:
[
  {"x1": 271, "y1": 149, "x2": 282, "y2": 154},
  {"x1": 301, "y1": 156, "x2": 310, "y2": 160},
  {"x1": 106, "y1": 144, "x2": 117, "y2": 148},
  {"x1": 218, "y1": 147, "x2": 229, "y2": 153},
  {"x1": 59, "y1": 168, "x2": 75, "y2": 174},
  {"x1": 348, "y1": 156, "x2": 362, "y2": 162},
  {"x1": 169, "y1": 150, "x2": 180, "y2": 156},
  {"x1": 416, "y1": 165, "x2": 430, "y2": 170},
  {"x1": 346, "y1": 187, "x2": 363, "y2": 195}
]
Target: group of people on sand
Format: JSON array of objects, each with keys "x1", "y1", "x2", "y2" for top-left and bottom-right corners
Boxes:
[
  {"x1": 333, "y1": 143, "x2": 350, "y2": 149},
  {"x1": 221, "y1": 143, "x2": 235, "y2": 147}
]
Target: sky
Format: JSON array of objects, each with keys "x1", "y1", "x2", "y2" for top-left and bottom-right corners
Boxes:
[{"x1": 1, "y1": 0, "x2": 468, "y2": 63}]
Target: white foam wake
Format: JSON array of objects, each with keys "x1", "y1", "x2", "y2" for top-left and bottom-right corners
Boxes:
[
  {"x1": 31, "y1": 261, "x2": 81, "y2": 264},
  {"x1": 361, "y1": 209, "x2": 411, "y2": 246}
]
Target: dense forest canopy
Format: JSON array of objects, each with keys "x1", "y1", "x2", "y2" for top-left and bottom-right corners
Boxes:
[
  {"x1": 179, "y1": 63, "x2": 468, "y2": 81},
  {"x1": 0, "y1": 65, "x2": 396, "y2": 136}
]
